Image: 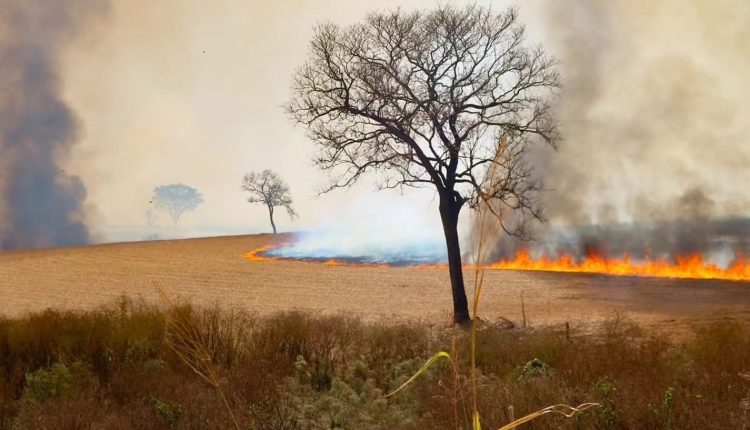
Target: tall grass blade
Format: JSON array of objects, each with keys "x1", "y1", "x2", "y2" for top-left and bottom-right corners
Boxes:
[
  {"x1": 473, "y1": 410, "x2": 482, "y2": 430},
  {"x1": 495, "y1": 403, "x2": 601, "y2": 430},
  {"x1": 384, "y1": 351, "x2": 452, "y2": 398}
]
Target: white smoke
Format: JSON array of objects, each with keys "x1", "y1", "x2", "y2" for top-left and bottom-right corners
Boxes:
[{"x1": 267, "y1": 190, "x2": 451, "y2": 264}]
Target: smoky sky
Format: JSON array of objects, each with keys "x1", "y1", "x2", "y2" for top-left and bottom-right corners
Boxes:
[
  {"x1": 540, "y1": 0, "x2": 750, "y2": 225},
  {"x1": 483, "y1": 0, "x2": 750, "y2": 262},
  {"x1": 4, "y1": 0, "x2": 746, "y2": 256},
  {"x1": 0, "y1": 0, "x2": 107, "y2": 249}
]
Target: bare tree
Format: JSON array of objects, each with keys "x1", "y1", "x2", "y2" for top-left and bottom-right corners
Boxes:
[
  {"x1": 152, "y1": 183, "x2": 204, "y2": 226},
  {"x1": 288, "y1": 5, "x2": 559, "y2": 324},
  {"x1": 242, "y1": 170, "x2": 297, "y2": 234}
]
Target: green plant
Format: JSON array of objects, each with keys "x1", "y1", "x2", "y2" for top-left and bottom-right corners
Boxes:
[
  {"x1": 663, "y1": 386, "x2": 675, "y2": 428},
  {"x1": 25, "y1": 362, "x2": 90, "y2": 402},
  {"x1": 146, "y1": 394, "x2": 183, "y2": 427},
  {"x1": 25, "y1": 363, "x2": 74, "y2": 401},
  {"x1": 594, "y1": 378, "x2": 619, "y2": 428},
  {"x1": 519, "y1": 358, "x2": 552, "y2": 380},
  {"x1": 649, "y1": 386, "x2": 676, "y2": 429}
]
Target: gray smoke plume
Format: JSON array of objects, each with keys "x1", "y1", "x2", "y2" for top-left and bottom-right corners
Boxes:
[
  {"x1": 488, "y1": 0, "x2": 750, "y2": 263},
  {"x1": 0, "y1": 0, "x2": 106, "y2": 250}
]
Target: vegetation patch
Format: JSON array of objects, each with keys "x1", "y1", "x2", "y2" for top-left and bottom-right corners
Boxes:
[{"x1": 0, "y1": 298, "x2": 748, "y2": 429}]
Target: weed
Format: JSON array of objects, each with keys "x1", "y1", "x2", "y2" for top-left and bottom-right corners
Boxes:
[{"x1": 146, "y1": 394, "x2": 183, "y2": 427}]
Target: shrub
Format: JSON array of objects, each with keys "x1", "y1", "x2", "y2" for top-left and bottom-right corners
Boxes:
[{"x1": 25, "y1": 362, "x2": 91, "y2": 402}]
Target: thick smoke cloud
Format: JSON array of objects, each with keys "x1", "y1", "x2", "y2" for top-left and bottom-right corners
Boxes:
[
  {"x1": 489, "y1": 0, "x2": 750, "y2": 263},
  {"x1": 0, "y1": 1, "x2": 106, "y2": 249}
]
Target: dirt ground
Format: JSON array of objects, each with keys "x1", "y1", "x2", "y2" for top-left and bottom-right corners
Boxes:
[{"x1": 2, "y1": 234, "x2": 749, "y2": 334}]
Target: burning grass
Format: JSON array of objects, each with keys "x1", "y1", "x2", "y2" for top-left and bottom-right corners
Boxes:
[
  {"x1": 490, "y1": 249, "x2": 750, "y2": 282},
  {"x1": 1, "y1": 297, "x2": 749, "y2": 429},
  {"x1": 244, "y1": 245, "x2": 445, "y2": 269},
  {"x1": 246, "y1": 245, "x2": 750, "y2": 282}
]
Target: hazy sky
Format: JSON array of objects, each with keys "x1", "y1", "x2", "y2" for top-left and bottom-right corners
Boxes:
[
  {"x1": 53, "y1": 0, "x2": 750, "y2": 244},
  {"x1": 60, "y1": 0, "x2": 507, "y2": 242}
]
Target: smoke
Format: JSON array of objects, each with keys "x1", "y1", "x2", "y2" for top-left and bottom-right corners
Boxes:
[
  {"x1": 0, "y1": 0, "x2": 107, "y2": 249},
  {"x1": 489, "y1": 0, "x2": 750, "y2": 262},
  {"x1": 268, "y1": 231, "x2": 446, "y2": 265},
  {"x1": 266, "y1": 192, "x2": 448, "y2": 264}
]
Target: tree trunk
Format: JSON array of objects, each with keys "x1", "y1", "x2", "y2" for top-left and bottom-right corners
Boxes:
[
  {"x1": 439, "y1": 192, "x2": 470, "y2": 325},
  {"x1": 268, "y1": 205, "x2": 277, "y2": 234}
]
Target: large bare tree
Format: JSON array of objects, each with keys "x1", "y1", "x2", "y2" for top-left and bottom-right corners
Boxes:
[
  {"x1": 288, "y1": 5, "x2": 559, "y2": 324},
  {"x1": 242, "y1": 170, "x2": 297, "y2": 234}
]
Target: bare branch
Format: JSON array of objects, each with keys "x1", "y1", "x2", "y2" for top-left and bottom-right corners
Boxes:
[
  {"x1": 288, "y1": 4, "x2": 559, "y2": 236},
  {"x1": 241, "y1": 170, "x2": 298, "y2": 226}
]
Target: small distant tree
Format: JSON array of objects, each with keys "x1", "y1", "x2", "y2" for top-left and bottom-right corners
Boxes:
[
  {"x1": 152, "y1": 184, "x2": 204, "y2": 226},
  {"x1": 241, "y1": 170, "x2": 297, "y2": 234}
]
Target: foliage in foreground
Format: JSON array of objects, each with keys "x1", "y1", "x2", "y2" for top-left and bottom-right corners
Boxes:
[{"x1": 0, "y1": 298, "x2": 748, "y2": 429}]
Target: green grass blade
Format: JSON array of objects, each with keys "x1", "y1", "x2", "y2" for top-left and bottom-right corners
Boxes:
[
  {"x1": 384, "y1": 351, "x2": 451, "y2": 398},
  {"x1": 473, "y1": 410, "x2": 482, "y2": 430}
]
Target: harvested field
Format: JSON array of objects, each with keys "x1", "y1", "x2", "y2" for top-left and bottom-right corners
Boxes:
[{"x1": 1, "y1": 234, "x2": 749, "y2": 333}]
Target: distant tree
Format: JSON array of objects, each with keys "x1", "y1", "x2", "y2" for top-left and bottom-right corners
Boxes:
[
  {"x1": 287, "y1": 5, "x2": 559, "y2": 324},
  {"x1": 152, "y1": 184, "x2": 203, "y2": 226},
  {"x1": 241, "y1": 170, "x2": 297, "y2": 234}
]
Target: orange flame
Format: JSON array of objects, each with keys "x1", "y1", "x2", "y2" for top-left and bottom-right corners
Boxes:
[
  {"x1": 243, "y1": 245, "x2": 277, "y2": 262},
  {"x1": 489, "y1": 249, "x2": 750, "y2": 281},
  {"x1": 244, "y1": 247, "x2": 394, "y2": 269},
  {"x1": 320, "y1": 259, "x2": 393, "y2": 269},
  {"x1": 245, "y1": 245, "x2": 750, "y2": 282}
]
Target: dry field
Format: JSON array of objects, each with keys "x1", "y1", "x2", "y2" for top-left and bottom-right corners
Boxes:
[{"x1": 1, "y1": 233, "x2": 749, "y2": 333}]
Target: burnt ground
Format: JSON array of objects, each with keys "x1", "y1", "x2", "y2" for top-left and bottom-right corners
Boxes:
[{"x1": 1, "y1": 233, "x2": 749, "y2": 336}]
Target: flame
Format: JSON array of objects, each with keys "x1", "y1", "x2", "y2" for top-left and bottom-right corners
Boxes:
[
  {"x1": 245, "y1": 245, "x2": 750, "y2": 282},
  {"x1": 243, "y1": 245, "x2": 276, "y2": 262},
  {"x1": 489, "y1": 249, "x2": 750, "y2": 281},
  {"x1": 244, "y1": 246, "x2": 393, "y2": 269},
  {"x1": 320, "y1": 259, "x2": 393, "y2": 269}
]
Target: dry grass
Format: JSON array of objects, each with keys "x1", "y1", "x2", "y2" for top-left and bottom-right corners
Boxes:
[
  {"x1": 0, "y1": 298, "x2": 749, "y2": 429},
  {"x1": 157, "y1": 287, "x2": 242, "y2": 430},
  {"x1": 1, "y1": 234, "x2": 750, "y2": 335}
]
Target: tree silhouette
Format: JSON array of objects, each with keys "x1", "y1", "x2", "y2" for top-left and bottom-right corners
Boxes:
[
  {"x1": 152, "y1": 184, "x2": 203, "y2": 226},
  {"x1": 288, "y1": 5, "x2": 559, "y2": 324},
  {"x1": 242, "y1": 170, "x2": 297, "y2": 234}
]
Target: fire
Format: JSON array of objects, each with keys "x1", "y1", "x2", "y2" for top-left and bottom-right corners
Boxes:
[
  {"x1": 244, "y1": 246, "x2": 394, "y2": 269},
  {"x1": 320, "y1": 259, "x2": 393, "y2": 269},
  {"x1": 489, "y1": 249, "x2": 750, "y2": 282},
  {"x1": 245, "y1": 245, "x2": 750, "y2": 282},
  {"x1": 243, "y1": 245, "x2": 276, "y2": 262}
]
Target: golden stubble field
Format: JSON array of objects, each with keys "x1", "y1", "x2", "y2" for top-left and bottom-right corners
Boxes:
[{"x1": 1, "y1": 233, "x2": 749, "y2": 333}]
